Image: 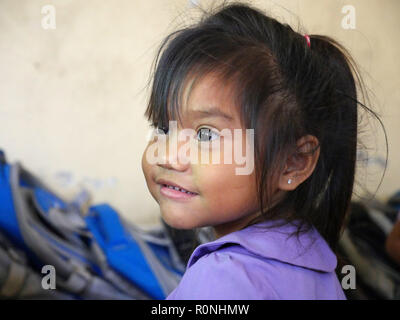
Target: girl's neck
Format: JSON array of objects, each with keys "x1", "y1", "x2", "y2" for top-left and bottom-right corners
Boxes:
[
  {"x1": 212, "y1": 190, "x2": 288, "y2": 239},
  {"x1": 212, "y1": 210, "x2": 262, "y2": 239}
]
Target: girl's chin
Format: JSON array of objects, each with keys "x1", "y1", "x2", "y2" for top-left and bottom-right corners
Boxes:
[{"x1": 161, "y1": 212, "x2": 209, "y2": 230}]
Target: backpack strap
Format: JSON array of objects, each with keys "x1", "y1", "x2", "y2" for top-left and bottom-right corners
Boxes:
[
  {"x1": 85, "y1": 204, "x2": 182, "y2": 299},
  {"x1": 9, "y1": 162, "x2": 94, "y2": 295},
  {"x1": 0, "y1": 232, "x2": 28, "y2": 297},
  {"x1": 0, "y1": 259, "x2": 27, "y2": 298}
]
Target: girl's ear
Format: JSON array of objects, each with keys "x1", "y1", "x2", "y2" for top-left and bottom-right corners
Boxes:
[{"x1": 278, "y1": 135, "x2": 320, "y2": 191}]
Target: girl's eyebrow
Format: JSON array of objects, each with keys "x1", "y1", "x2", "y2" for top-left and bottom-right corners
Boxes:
[{"x1": 188, "y1": 106, "x2": 234, "y2": 121}]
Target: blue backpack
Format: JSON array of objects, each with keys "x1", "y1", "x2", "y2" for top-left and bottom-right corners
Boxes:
[{"x1": 0, "y1": 150, "x2": 211, "y2": 299}]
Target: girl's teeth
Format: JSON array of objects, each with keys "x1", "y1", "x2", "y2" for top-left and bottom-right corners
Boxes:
[{"x1": 164, "y1": 184, "x2": 194, "y2": 195}]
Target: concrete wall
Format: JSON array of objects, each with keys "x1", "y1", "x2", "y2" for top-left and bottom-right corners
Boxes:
[{"x1": 0, "y1": 0, "x2": 398, "y2": 227}]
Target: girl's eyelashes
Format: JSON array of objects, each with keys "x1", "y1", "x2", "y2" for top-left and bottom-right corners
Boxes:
[
  {"x1": 154, "y1": 124, "x2": 169, "y2": 135},
  {"x1": 151, "y1": 123, "x2": 219, "y2": 142},
  {"x1": 196, "y1": 127, "x2": 220, "y2": 142}
]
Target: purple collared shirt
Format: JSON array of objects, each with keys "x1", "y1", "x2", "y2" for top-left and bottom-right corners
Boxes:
[{"x1": 166, "y1": 220, "x2": 346, "y2": 300}]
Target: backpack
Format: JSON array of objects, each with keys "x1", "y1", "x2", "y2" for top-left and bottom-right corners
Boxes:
[
  {"x1": 338, "y1": 197, "x2": 400, "y2": 299},
  {"x1": 0, "y1": 150, "x2": 214, "y2": 299}
]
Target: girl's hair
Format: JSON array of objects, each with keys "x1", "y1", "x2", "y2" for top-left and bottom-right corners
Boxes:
[{"x1": 144, "y1": 1, "x2": 388, "y2": 252}]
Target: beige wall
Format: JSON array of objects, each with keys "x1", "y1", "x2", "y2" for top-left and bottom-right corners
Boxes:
[{"x1": 0, "y1": 0, "x2": 398, "y2": 227}]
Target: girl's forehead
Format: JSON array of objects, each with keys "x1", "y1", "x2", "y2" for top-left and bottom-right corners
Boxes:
[{"x1": 179, "y1": 72, "x2": 239, "y2": 122}]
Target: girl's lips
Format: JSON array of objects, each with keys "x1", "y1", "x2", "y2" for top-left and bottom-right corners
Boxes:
[
  {"x1": 156, "y1": 179, "x2": 197, "y2": 194},
  {"x1": 159, "y1": 184, "x2": 198, "y2": 200}
]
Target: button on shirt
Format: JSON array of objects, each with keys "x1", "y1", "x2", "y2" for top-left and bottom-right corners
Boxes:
[{"x1": 166, "y1": 220, "x2": 346, "y2": 300}]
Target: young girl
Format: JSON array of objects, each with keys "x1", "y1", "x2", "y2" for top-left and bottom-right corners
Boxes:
[{"x1": 141, "y1": 2, "x2": 382, "y2": 299}]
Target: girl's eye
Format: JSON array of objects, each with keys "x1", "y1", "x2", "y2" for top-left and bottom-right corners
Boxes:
[
  {"x1": 156, "y1": 126, "x2": 169, "y2": 135},
  {"x1": 196, "y1": 127, "x2": 219, "y2": 142}
]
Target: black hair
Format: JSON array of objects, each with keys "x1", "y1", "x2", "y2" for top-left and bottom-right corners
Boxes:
[{"x1": 144, "y1": 1, "x2": 388, "y2": 253}]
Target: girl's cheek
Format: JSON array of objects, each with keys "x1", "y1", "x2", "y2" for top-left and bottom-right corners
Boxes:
[
  {"x1": 141, "y1": 146, "x2": 149, "y2": 174},
  {"x1": 189, "y1": 164, "x2": 200, "y2": 189},
  {"x1": 141, "y1": 145, "x2": 153, "y2": 180}
]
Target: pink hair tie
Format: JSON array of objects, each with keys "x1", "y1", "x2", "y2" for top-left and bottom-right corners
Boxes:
[{"x1": 304, "y1": 34, "x2": 311, "y2": 48}]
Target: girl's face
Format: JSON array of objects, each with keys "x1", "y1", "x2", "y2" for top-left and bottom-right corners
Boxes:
[{"x1": 142, "y1": 73, "x2": 260, "y2": 238}]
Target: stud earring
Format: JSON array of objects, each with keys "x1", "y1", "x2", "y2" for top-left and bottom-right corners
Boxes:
[{"x1": 288, "y1": 178, "x2": 293, "y2": 184}]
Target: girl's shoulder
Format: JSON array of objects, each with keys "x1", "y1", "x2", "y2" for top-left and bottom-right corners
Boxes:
[
  {"x1": 166, "y1": 245, "x2": 279, "y2": 300},
  {"x1": 166, "y1": 221, "x2": 345, "y2": 300},
  {"x1": 187, "y1": 221, "x2": 337, "y2": 273}
]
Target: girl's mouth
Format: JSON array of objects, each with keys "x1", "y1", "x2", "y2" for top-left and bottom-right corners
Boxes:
[
  {"x1": 161, "y1": 183, "x2": 197, "y2": 195},
  {"x1": 157, "y1": 180, "x2": 198, "y2": 200}
]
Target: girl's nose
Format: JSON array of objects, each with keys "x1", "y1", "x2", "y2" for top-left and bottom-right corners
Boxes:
[{"x1": 157, "y1": 131, "x2": 190, "y2": 172}]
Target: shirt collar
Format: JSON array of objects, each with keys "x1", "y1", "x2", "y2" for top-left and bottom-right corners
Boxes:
[{"x1": 188, "y1": 220, "x2": 337, "y2": 272}]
